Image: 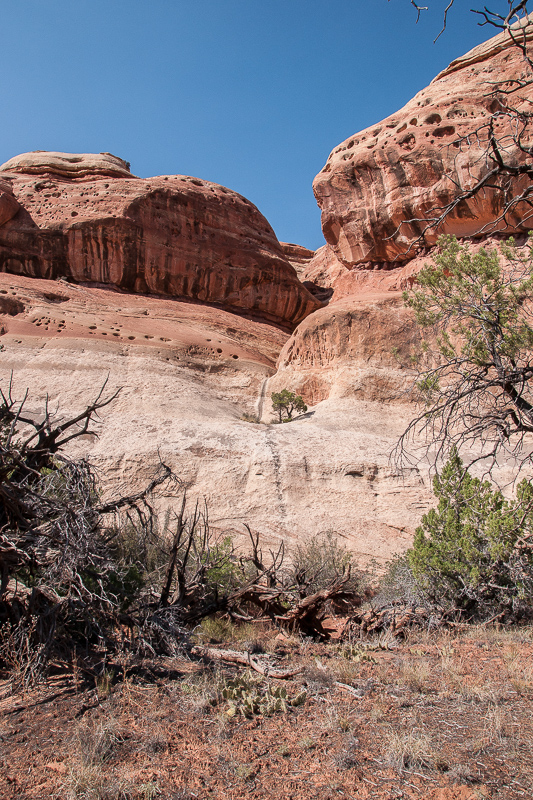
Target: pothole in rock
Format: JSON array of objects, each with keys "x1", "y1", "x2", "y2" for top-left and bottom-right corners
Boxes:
[{"x1": 0, "y1": 296, "x2": 25, "y2": 315}]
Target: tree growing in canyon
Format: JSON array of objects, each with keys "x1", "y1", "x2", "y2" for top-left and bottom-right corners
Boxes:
[
  {"x1": 271, "y1": 389, "x2": 307, "y2": 423},
  {"x1": 398, "y1": 234, "x2": 533, "y2": 470}
]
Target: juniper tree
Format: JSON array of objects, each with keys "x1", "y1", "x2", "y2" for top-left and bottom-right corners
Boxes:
[
  {"x1": 408, "y1": 449, "x2": 533, "y2": 621},
  {"x1": 397, "y1": 234, "x2": 533, "y2": 470},
  {"x1": 271, "y1": 390, "x2": 307, "y2": 423}
]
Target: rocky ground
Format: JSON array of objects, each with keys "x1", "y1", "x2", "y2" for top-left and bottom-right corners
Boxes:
[{"x1": 1, "y1": 623, "x2": 532, "y2": 800}]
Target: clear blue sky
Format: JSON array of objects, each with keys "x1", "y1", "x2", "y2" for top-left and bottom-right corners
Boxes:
[{"x1": 1, "y1": 1, "x2": 496, "y2": 249}]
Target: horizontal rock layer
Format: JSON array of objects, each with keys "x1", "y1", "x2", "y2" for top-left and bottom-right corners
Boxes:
[{"x1": 0, "y1": 151, "x2": 135, "y2": 179}]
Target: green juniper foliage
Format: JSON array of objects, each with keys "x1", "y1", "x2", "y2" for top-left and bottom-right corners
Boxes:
[
  {"x1": 399, "y1": 234, "x2": 533, "y2": 467},
  {"x1": 408, "y1": 449, "x2": 533, "y2": 621},
  {"x1": 271, "y1": 389, "x2": 307, "y2": 423}
]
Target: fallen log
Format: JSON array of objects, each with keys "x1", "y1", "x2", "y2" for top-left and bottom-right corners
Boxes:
[
  {"x1": 190, "y1": 645, "x2": 302, "y2": 679},
  {"x1": 346, "y1": 605, "x2": 429, "y2": 637},
  {"x1": 275, "y1": 574, "x2": 360, "y2": 637}
]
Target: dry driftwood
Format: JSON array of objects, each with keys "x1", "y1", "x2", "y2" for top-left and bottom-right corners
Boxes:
[
  {"x1": 346, "y1": 605, "x2": 429, "y2": 637},
  {"x1": 190, "y1": 645, "x2": 302, "y2": 679}
]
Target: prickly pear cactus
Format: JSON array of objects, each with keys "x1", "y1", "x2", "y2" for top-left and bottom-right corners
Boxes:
[
  {"x1": 221, "y1": 671, "x2": 306, "y2": 718},
  {"x1": 337, "y1": 643, "x2": 377, "y2": 664}
]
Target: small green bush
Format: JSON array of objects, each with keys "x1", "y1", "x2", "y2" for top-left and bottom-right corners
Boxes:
[
  {"x1": 408, "y1": 449, "x2": 533, "y2": 621},
  {"x1": 271, "y1": 389, "x2": 307, "y2": 423}
]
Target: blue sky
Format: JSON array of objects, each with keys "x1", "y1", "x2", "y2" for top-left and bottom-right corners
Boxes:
[{"x1": 1, "y1": 1, "x2": 496, "y2": 249}]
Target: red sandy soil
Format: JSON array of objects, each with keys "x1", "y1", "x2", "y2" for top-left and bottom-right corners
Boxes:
[{"x1": 1, "y1": 625, "x2": 532, "y2": 799}]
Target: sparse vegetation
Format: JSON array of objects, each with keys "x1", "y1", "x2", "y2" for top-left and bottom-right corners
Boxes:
[
  {"x1": 239, "y1": 411, "x2": 261, "y2": 424},
  {"x1": 270, "y1": 389, "x2": 307, "y2": 423},
  {"x1": 291, "y1": 530, "x2": 359, "y2": 597},
  {"x1": 408, "y1": 449, "x2": 533, "y2": 622},
  {"x1": 3, "y1": 622, "x2": 533, "y2": 797}
]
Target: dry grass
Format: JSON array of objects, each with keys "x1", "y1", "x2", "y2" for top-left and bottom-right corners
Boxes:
[
  {"x1": 62, "y1": 768, "x2": 161, "y2": 800},
  {"x1": 193, "y1": 617, "x2": 265, "y2": 647},
  {"x1": 74, "y1": 717, "x2": 121, "y2": 767},
  {"x1": 63, "y1": 717, "x2": 162, "y2": 800},
  {"x1": 4, "y1": 622, "x2": 533, "y2": 800},
  {"x1": 382, "y1": 728, "x2": 437, "y2": 771},
  {"x1": 328, "y1": 656, "x2": 360, "y2": 685},
  {"x1": 503, "y1": 649, "x2": 533, "y2": 695},
  {"x1": 398, "y1": 658, "x2": 432, "y2": 692},
  {"x1": 179, "y1": 667, "x2": 223, "y2": 712}
]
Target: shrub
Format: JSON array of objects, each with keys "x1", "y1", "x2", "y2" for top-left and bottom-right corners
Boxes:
[
  {"x1": 408, "y1": 449, "x2": 533, "y2": 621},
  {"x1": 291, "y1": 531, "x2": 359, "y2": 597},
  {"x1": 271, "y1": 389, "x2": 307, "y2": 423},
  {"x1": 374, "y1": 553, "x2": 420, "y2": 608}
]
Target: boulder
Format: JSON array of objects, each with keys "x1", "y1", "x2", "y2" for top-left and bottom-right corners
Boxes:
[
  {"x1": 0, "y1": 152, "x2": 320, "y2": 328},
  {"x1": 313, "y1": 21, "x2": 533, "y2": 267}
]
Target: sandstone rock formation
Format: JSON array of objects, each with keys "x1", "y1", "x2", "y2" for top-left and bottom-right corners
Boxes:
[
  {"x1": 1, "y1": 27, "x2": 529, "y2": 566},
  {"x1": 0, "y1": 271, "x2": 432, "y2": 564},
  {"x1": 313, "y1": 22, "x2": 533, "y2": 267},
  {"x1": 279, "y1": 242, "x2": 315, "y2": 277},
  {"x1": 267, "y1": 294, "x2": 420, "y2": 406},
  {"x1": 0, "y1": 152, "x2": 320, "y2": 328},
  {"x1": 279, "y1": 24, "x2": 533, "y2": 410},
  {"x1": 280, "y1": 241, "x2": 335, "y2": 302},
  {"x1": 0, "y1": 151, "x2": 135, "y2": 179},
  {"x1": 0, "y1": 179, "x2": 20, "y2": 227}
]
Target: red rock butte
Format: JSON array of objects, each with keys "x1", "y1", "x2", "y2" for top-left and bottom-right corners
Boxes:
[
  {"x1": 313, "y1": 20, "x2": 533, "y2": 269},
  {"x1": 0, "y1": 151, "x2": 320, "y2": 329}
]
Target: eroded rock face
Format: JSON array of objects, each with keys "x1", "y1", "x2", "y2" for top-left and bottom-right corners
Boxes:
[
  {"x1": 0, "y1": 271, "x2": 433, "y2": 564},
  {"x1": 279, "y1": 242, "x2": 315, "y2": 276},
  {"x1": 0, "y1": 151, "x2": 134, "y2": 179},
  {"x1": 0, "y1": 152, "x2": 320, "y2": 328},
  {"x1": 313, "y1": 22, "x2": 533, "y2": 267},
  {"x1": 0, "y1": 179, "x2": 20, "y2": 227},
  {"x1": 268, "y1": 294, "x2": 420, "y2": 405},
  {"x1": 301, "y1": 243, "x2": 428, "y2": 303}
]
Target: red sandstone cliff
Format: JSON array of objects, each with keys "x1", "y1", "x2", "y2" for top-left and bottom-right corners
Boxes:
[
  {"x1": 274, "y1": 24, "x2": 533, "y2": 406},
  {"x1": 0, "y1": 152, "x2": 320, "y2": 329},
  {"x1": 313, "y1": 22, "x2": 533, "y2": 269}
]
